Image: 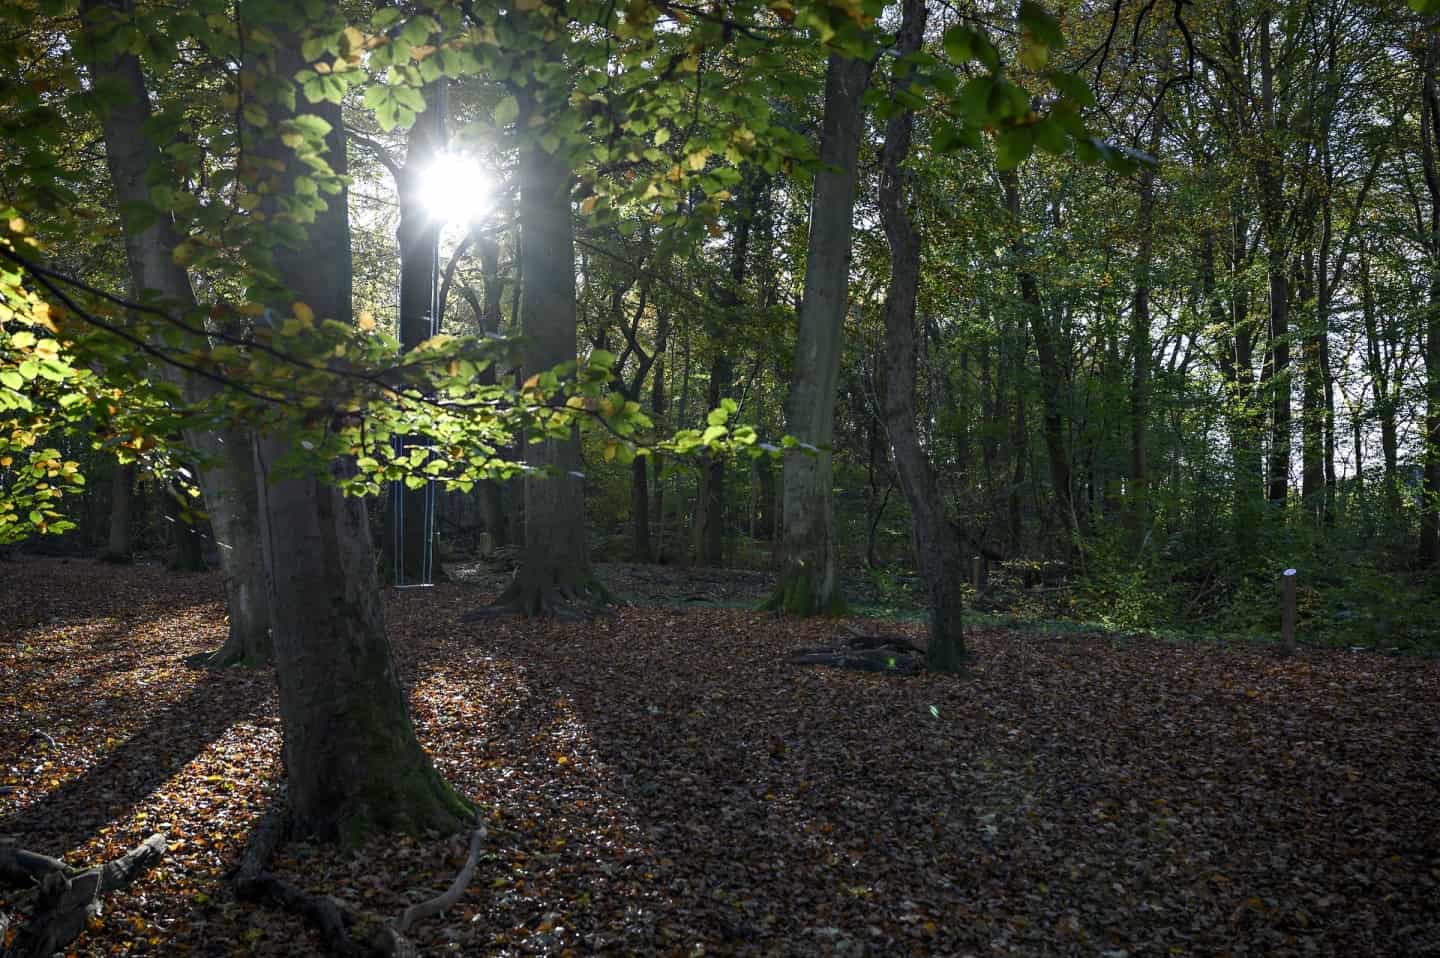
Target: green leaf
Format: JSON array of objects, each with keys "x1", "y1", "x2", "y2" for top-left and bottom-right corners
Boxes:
[
  {"x1": 0, "y1": 370, "x2": 22, "y2": 390},
  {"x1": 932, "y1": 121, "x2": 981, "y2": 153},
  {"x1": 1047, "y1": 71, "x2": 1096, "y2": 107},
  {"x1": 493, "y1": 95, "x2": 520, "y2": 126},
  {"x1": 1018, "y1": 0, "x2": 1064, "y2": 49},
  {"x1": 995, "y1": 126, "x2": 1035, "y2": 170},
  {"x1": 1033, "y1": 116, "x2": 1067, "y2": 155}
]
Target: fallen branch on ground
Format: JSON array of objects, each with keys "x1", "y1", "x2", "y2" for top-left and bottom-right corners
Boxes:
[
  {"x1": 789, "y1": 628, "x2": 928, "y2": 674},
  {"x1": 0, "y1": 833, "x2": 166, "y2": 958}
]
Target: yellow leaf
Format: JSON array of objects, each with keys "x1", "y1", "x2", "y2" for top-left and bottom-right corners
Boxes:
[
  {"x1": 292, "y1": 301, "x2": 315, "y2": 327},
  {"x1": 522, "y1": 373, "x2": 541, "y2": 390},
  {"x1": 580, "y1": 195, "x2": 599, "y2": 215},
  {"x1": 357, "y1": 310, "x2": 376, "y2": 332},
  {"x1": 686, "y1": 148, "x2": 710, "y2": 171},
  {"x1": 339, "y1": 25, "x2": 364, "y2": 55},
  {"x1": 7, "y1": 217, "x2": 26, "y2": 233}
]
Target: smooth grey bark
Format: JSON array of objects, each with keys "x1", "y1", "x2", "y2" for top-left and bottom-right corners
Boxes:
[
  {"x1": 1256, "y1": 6, "x2": 1292, "y2": 507},
  {"x1": 243, "y1": 2, "x2": 467, "y2": 840},
  {"x1": 766, "y1": 52, "x2": 872, "y2": 615},
  {"x1": 877, "y1": 0, "x2": 965, "y2": 672},
  {"x1": 487, "y1": 91, "x2": 606, "y2": 615},
  {"x1": 78, "y1": 0, "x2": 269, "y2": 662}
]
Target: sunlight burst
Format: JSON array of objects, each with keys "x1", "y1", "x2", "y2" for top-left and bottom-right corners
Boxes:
[{"x1": 417, "y1": 153, "x2": 491, "y2": 225}]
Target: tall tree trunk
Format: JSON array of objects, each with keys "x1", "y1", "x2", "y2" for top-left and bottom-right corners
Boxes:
[
  {"x1": 765, "y1": 52, "x2": 871, "y2": 615},
  {"x1": 1202, "y1": 226, "x2": 1262, "y2": 550},
  {"x1": 79, "y1": 0, "x2": 269, "y2": 661},
  {"x1": 695, "y1": 352, "x2": 732, "y2": 565},
  {"x1": 490, "y1": 83, "x2": 606, "y2": 613},
  {"x1": 1257, "y1": 5, "x2": 1291, "y2": 508},
  {"x1": 697, "y1": 189, "x2": 753, "y2": 566},
  {"x1": 877, "y1": 0, "x2": 965, "y2": 671},
  {"x1": 102, "y1": 463, "x2": 133, "y2": 562},
  {"x1": 165, "y1": 481, "x2": 206, "y2": 572},
  {"x1": 387, "y1": 82, "x2": 445, "y2": 585},
  {"x1": 1421, "y1": 34, "x2": 1440, "y2": 565},
  {"x1": 475, "y1": 234, "x2": 508, "y2": 548},
  {"x1": 1299, "y1": 252, "x2": 1325, "y2": 522},
  {"x1": 1360, "y1": 243, "x2": 1400, "y2": 512},
  {"x1": 1127, "y1": 77, "x2": 1166, "y2": 550},
  {"x1": 243, "y1": 1, "x2": 468, "y2": 840},
  {"x1": 641, "y1": 309, "x2": 670, "y2": 562},
  {"x1": 1002, "y1": 171, "x2": 1075, "y2": 541}
]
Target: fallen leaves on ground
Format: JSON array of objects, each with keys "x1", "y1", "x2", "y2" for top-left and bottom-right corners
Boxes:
[{"x1": 1, "y1": 558, "x2": 1438, "y2": 956}]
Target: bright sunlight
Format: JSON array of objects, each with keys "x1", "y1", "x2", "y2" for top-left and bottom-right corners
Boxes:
[{"x1": 416, "y1": 152, "x2": 491, "y2": 225}]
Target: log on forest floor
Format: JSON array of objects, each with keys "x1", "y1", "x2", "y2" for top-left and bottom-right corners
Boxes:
[
  {"x1": 787, "y1": 628, "x2": 928, "y2": 674},
  {"x1": 0, "y1": 833, "x2": 166, "y2": 958},
  {"x1": 234, "y1": 807, "x2": 486, "y2": 958}
]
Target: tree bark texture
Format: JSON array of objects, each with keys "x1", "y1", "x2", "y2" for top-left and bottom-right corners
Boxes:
[
  {"x1": 767, "y1": 52, "x2": 871, "y2": 615},
  {"x1": 877, "y1": 0, "x2": 966, "y2": 672},
  {"x1": 244, "y1": 1, "x2": 468, "y2": 841},
  {"x1": 79, "y1": 0, "x2": 269, "y2": 661}
]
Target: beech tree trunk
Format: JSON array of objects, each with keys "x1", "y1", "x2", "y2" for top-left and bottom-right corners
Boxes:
[
  {"x1": 1002, "y1": 172, "x2": 1075, "y2": 541},
  {"x1": 470, "y1": 234, "x2": 508, "y2": 549},
  {"x1": 79, "y1": 0, "x2": 269, "y2": 662},
  {"x1": 490, "y1": 79, "x2": 606, "y2": 614},
  {"x1": 767, "y1": 52, "x2": 871, "y2": 615},
  {"x1": 1128, "y1": 48, "x2": 1168, "y2": 550},
  {"x1": 244, "y1": 1, "x2": 468, "y2": 841},
  {"x1": 1421, "y1": 35, "x2": 1440, "y2": 565},
  {"x1": 102, "y1": 464, "x2": 133, "y2": 562},
  {"x1": 877, "y1": 0, "x2": 965, "y2": 672},
  {"x1": 387, "y1": 83, "x2": 445, "y2": 585},
  {"x1": 1257, "y1": 7, "x2": 1291, "y2": 508}
]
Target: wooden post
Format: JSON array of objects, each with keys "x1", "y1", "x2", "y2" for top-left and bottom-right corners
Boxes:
[
  {"x1": 971, "y1": 555, "x2": 987, "y2": 593},
  {"x1": 1280, "y1": 568, "x2": 1297, "y2": 655}
]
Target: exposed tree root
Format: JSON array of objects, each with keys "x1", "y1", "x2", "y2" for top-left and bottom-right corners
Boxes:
[
  {"x1": 0, "y1": 833, "x2": 166, "y2": 958},
  {"x1": 235, "y1": 806, "x2": 486, "y2": 957},
  {"x1": 194, "y1": 631, "x2": 272, "y2": 670},
  {"x1": 466, "y1": 567, "x2": 613, "y2": 622}
]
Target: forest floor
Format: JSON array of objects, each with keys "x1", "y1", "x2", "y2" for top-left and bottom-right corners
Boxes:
[{"x1": 2, "y1": 559, "x2": 1438, "y2": 957}]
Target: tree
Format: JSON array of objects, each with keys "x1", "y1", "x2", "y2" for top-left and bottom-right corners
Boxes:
[
  {"x1": 239, "y1": 0, "x2": 468, "y2": 840},
  {"x1": 877, "y1": 0, "x2": 966, "y2": 671},
  {"x1": 767, "y1": 50, "x2": 872, "y2": 616},
  {"x1": 77, "y1": 0, "x2": 270, "y2": 665}
]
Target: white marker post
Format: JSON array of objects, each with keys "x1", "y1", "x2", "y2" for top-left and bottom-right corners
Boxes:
[{"x1": 1280, "y1": 568, "x2": 1297, "y2": 656}]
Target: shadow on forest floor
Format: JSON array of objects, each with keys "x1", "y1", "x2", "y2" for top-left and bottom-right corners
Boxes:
[{"x1": 2, "y1": 560, "x2": 1438, "y2": 956}]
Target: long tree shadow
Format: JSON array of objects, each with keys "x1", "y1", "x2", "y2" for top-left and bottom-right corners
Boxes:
[
  {"x1": 385, "y1": 585, "x2": 1440, "y2": 956},
  {"x1": 0, "y1": 667, "x2": 270, "y2": 853},
  {"x1": 0, "y1": 560, "x2": 273, "y2": 855}
]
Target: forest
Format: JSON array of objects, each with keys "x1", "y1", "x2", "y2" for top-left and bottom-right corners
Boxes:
[{"x1": 1, "y1": 0, "x2": 1438, "y2": 953}]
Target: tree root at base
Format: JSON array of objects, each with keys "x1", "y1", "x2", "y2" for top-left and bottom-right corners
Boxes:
[
  {"x1": 465, "y1": 575, "x2": 614, "y2": 622},
  {"x1": 235, "y1": 806, "x2": 486, "y2": 957}
]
